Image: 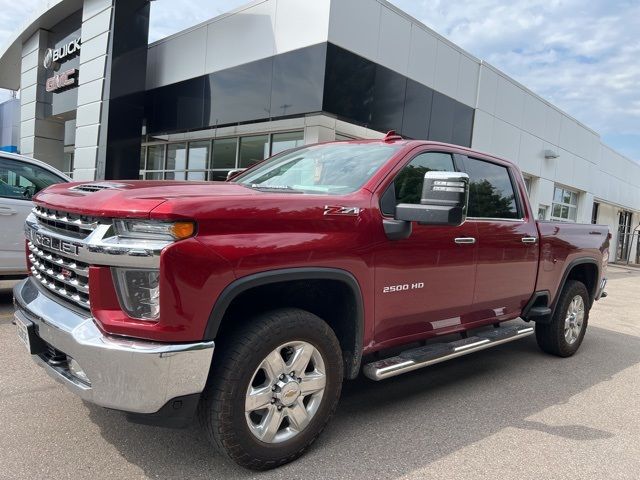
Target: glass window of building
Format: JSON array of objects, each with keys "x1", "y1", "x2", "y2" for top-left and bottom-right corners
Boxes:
[
  {"x1": 212, "y1": 138, "x2": 238, "y2": 169},
  {"x1": 166, "y1": 143, "x2": 187, "y2": 172},
  {"x1": 271, "y1": 131, "x2": 304, "y2": 155},
  {"x1": 188, "y1": 141, "x2": 210, "y2": 171},
  {"x1": 551, "y1": 186, "x2": 578, "y2": 222},
  {"x1": 239, "y1": 135, "x2": 269, "y2": 168},
  {"x1": 147, "y1": 145, "x2": 165, "y2": 171}
]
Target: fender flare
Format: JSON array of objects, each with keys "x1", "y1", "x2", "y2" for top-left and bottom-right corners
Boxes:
[
  {"x1": 204, "y1": 267, "x2": 365, "y2": 379},
  {"x1": 553, "y1": 257, "x2": 601, "y2": 311}
]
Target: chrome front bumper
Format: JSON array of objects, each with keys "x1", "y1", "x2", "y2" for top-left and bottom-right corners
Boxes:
[{"x1": 13, "y1": 277, "x2": 214, "y2": 414}]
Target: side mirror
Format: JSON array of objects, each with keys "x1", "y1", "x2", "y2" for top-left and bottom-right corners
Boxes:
[{"x1": 396, "y1": 171, "x2": 469, "y2": 226}]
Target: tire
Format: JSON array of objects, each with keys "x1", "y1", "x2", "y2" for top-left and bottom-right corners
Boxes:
[
  {"x1": 199, "y1": 308, "x2": 343, "y2": 470},
  {"x1": 535, "y1": 280, "x2": 590, "y2": 357}
]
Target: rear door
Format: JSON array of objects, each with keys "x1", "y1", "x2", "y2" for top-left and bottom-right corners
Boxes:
[
  {"x1": 0, "y1": 157, "x2": 66, "y2": 275},
  {"x1": 459, "y1": 155, "x2": 539, "y2": 323},
  {"x1": 373, "y1": 149, "x2": 478, "y2": 346}
]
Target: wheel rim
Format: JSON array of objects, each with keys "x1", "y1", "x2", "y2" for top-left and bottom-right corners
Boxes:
[
  {"x1": 245, "y1": 341, "x2": 326, "y2": 444},
  {"x1": 564, "y1": 295, "x2": 585, "y2": 345}
]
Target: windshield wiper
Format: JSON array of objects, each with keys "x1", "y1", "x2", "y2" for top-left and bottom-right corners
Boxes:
[{"x1": 245, "y1": 184, "x2": 304, "y2": 193}]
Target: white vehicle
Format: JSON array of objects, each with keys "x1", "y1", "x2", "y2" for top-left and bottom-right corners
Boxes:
[{"x1": 0, "y1": 152, "x2": 70, "y2": 279}]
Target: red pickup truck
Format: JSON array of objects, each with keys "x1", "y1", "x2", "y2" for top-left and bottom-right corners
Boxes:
[{"x1": 13, "y1": 135, "x2": 609, "y2": 470}]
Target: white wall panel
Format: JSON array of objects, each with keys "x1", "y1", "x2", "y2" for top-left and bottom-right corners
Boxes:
[
  {"x1": 150, "y1": 27, "x2": 207, "y2": 89},
  {"x1": 377, "y1": 6, "x2": 411, "y2": 75},
  {"x1": 470, "y1": 109, "x2": 493, "y2": 153},
  {"x1": 555, "y1": 149, "x2": 575, "y2": 185},
  {"x1": 456, "y1": 55, "x2": 479, "y2": 107},
  {"x1": 79, "y1": 31, "x2": 110, "y2": 66},
  {"x1": 476, "y1": 65, "x2": 498, "y2": 115},
  {"x1": 490, "y1": 117, "x2": 520, "y2": 160},
  {"x1": 494, "y1": 76, "x2": 524, "y2": 128},
  {"x1": 572, "y1": 157, "x2": 592, "y2": 192},
  {"x1": 204, "y1": 1, "x2": 277, "y2": 74},
  {"x1": 433, "y1": 41, "x2": 460, "y2": 100},
  {"x1": 406, "y1": 25, "x2": 438, "y2": 89},
  {"x1": 543, "y1": 106, "x2": 562, "y2": 146},
  {"x1": 328, "y1": 0, "x2": 381, "y2": 61},
  {"x1": 522, "y1": 93, "x2": 546, "y2": 140},
  {"x1": 81, "y1": 7, "x2": 112, "y2": 43},
  {"x1": 274, "y1": 0, "x2": 330, "y2": 54},
  {"x1": 517, "y1": 131, "x2": 543, "y2": 176}
]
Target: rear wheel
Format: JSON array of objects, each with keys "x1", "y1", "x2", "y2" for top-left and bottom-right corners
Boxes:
[
  {"x1": 199, "y1": 308, "x2": 343, "y2": 470},
  {"x1": 535, "y1": 280, "x2": 589, "y2": 357}
]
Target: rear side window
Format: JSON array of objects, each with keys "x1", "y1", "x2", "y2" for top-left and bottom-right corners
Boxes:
[
  {"x1": 0, "y1": 157, "x2": 64, "y2": 200},
  {"x1": 394, "y1": 152, "x2": 455, "y2": 205},
  {"x1": 464, "y1": 157, "x2": 520, "y2": 219}
]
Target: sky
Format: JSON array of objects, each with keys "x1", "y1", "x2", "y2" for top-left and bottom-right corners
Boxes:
[{"x1": 0, "y1": 0, "x2": 638, "y2": 161}]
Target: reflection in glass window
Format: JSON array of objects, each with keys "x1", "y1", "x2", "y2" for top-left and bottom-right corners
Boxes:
[
  {"x1": 239, "y1": 135, "x2": 269, "y2": 168},
  {"x1": 394, "y1": 152, "x2": 455, "y2": 205},
  {"x1": 166, "y1": 143, "x2": 186, "y2": 171},
  {"x1": 209, "y1": 171, "x2": 230, "y2": 182},
  {"x1": 212, "y1": 138, "x2": 237, "y2": 169},
  {"x1": 235, "y1": 143, "x2": 401, "y2": 194},
  {"x1": 0, "y1": 158, "x2": 65, "y2": 200},
  {"x1": 147, "y1": 145, "x2": 165, "y2": 171},
  {"x1": 465, "y1": 157, "x2": 519, "y2": 219},
  {"x1": 188, "y1": 141, "x2": 210, "y2": 170},
  {"x1": 271, "y1": 131, "x2": 304, "y2": 155}
]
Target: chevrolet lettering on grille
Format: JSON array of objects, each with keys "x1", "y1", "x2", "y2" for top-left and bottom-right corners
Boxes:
[{"x1": 30, "y1": 230, "x2": 80, "y2": 256}]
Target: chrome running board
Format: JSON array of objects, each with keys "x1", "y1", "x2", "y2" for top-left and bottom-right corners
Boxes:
[{"x1": 363, "y1": 325, "x2": 535, "y2": 381}]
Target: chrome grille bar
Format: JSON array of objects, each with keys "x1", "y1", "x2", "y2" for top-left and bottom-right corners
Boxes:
[
  {"x1": 27, "y1": 240, "x2": 90, "y2": 309},
  {"x1": 28, "y1": 243, "x2": 89, "y2": 275},
  {"x1": 30, "y1": 267, "x2": 90, "y2": 309},
  {"x1": 32, "y1": 206, "x2": 99, "y2": 237}
]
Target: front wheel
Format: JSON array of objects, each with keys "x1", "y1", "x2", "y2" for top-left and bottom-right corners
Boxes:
[
  {"x1": 199, "y1": 308, "x2": 343, "y2": 470},
  {"x1": 535, "y1": 280, "x2": 590, "y2": 357}
]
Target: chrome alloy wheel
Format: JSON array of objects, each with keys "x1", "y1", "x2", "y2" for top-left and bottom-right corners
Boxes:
[
  {"x1": 245, "y1": 341, "x2": 327, "y2": 444},
  {"x1": 564, "y1": 295, "x2": 585, "y2": 345}
]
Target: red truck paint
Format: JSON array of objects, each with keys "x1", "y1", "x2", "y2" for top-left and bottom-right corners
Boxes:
[{"x1": 32, "y1": 139, "x2": 609, "y2": 350}]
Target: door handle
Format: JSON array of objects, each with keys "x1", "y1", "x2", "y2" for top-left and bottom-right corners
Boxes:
[
  {"x1": 454, "y1": 237, "x2": 476, "y2": 245},
  {"x1": 0, "y1": 207, "x2": 17, "y2": 216},
  {"x1": 521, "y1": 237, "x2": 538, "y2": 244}
]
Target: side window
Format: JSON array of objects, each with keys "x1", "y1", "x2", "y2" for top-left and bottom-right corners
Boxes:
[
  {"x1": 394, "y1": 152, "x2": 455, "y2": 205},
  {"x1": 0, "y1": 158, "x2": 64, "y2": 200},
  {"x1": 464, "y1": 157, "x2": 520, "y2": 219}
]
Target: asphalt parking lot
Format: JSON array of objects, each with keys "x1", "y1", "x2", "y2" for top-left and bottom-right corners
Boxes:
[{"x1": 1, "y1": 265, "x2": 639, "y2": 479}]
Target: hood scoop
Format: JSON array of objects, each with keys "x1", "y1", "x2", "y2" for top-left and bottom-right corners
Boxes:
[{"x1": 69, "y1": 182, "x2": 130, "y2": 193}]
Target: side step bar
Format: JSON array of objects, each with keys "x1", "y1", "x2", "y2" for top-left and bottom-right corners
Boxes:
[{"x1": 363, "y1": 325, "x2": 535, "y2": 381}]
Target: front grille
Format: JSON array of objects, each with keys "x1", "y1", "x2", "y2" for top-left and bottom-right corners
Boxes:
[
  {"x1": 28, "y1": 240, "x2": 91, "y2": 310},
  {"x1": 32, "y1": 205, "x2": 100, "y2": 239}
]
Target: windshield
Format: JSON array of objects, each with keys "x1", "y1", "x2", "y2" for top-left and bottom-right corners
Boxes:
[{"x1": 235, "y1": 143, "x2": 402, "y2": 194}]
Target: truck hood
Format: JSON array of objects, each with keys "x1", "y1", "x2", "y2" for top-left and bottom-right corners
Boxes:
[{"x1": 34, "y1": 180, "x2": 261, "y2": 218}]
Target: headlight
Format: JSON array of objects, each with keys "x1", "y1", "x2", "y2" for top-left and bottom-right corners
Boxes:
[
  {"x1": 113, "y1": 220, "x2": 195, "y2": 240},
  {"x1": 112, "y1": 268, "x2": 160, "y2": 320}
]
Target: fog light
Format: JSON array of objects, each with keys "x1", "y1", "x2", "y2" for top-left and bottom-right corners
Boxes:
[
  {"x1": 67, "y1": 357, "x2": 91, "y2": 385},
  {"x1": 112, "y1": 268, "x2": 160, "y2": 320}
]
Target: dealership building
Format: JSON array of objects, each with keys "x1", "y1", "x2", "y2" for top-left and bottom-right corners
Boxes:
[{"x1": 0, "y1": 0, "x2": 639, "y2": 262}]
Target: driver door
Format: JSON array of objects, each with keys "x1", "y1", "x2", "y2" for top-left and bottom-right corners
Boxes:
[
  {"x1": 373, "y1": 150, "x2": 478, "y2": 347},
  {"x1": 0, "y1": 157, "x2": 65, "y2": 275}
]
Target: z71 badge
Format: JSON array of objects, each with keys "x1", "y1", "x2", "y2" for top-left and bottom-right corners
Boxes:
[{"x1": 324, "y1": 206, "x2": 361, "y2": 216}]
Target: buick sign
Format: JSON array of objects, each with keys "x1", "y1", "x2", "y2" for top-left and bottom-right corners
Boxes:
[{"x1": 43, "y1": 37, "x2": 81, "y2": 69}]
